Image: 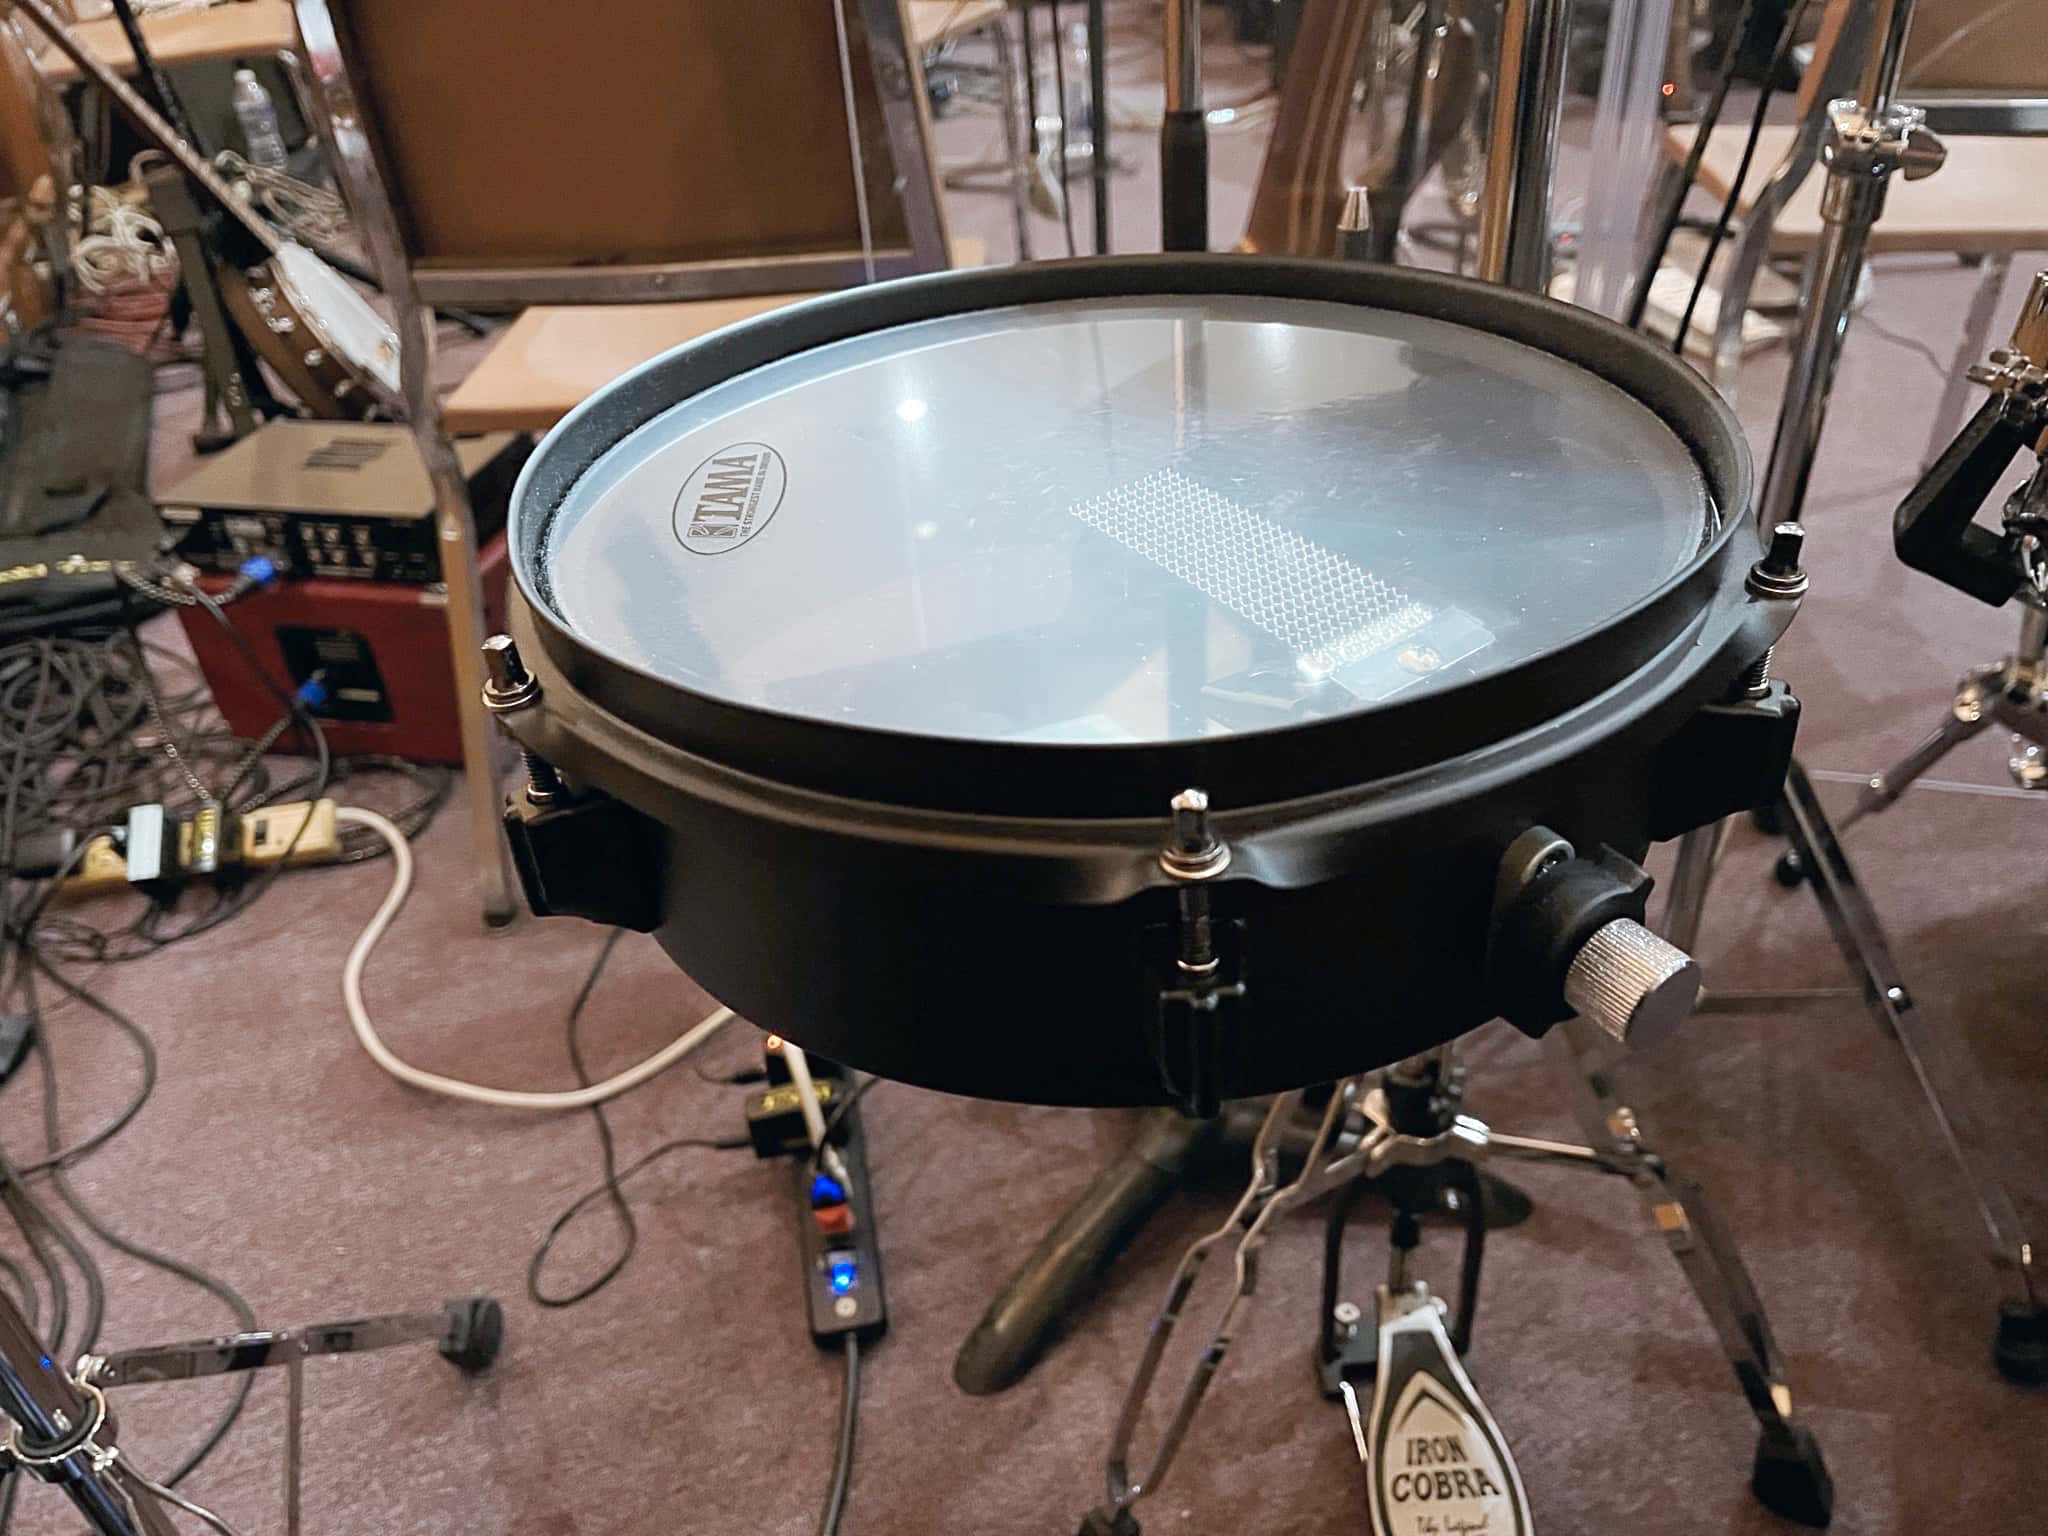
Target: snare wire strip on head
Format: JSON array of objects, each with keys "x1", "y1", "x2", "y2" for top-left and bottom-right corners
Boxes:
[{"x1": 1071, "y1": 468, "x2": 1436, "y2": 675}]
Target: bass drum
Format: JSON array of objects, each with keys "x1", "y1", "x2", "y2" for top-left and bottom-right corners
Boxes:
[{"x1": 497, "y1": 257, "x2": 1797, "y2": 1107}]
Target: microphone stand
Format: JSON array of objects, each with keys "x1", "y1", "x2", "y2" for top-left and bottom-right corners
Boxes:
[
  {"x1": 0, "y1": 1278, "x2": 502, "y2": 1533},
  {"x1": 1160, "y1": 0, "x2": 1206, "y2": 251}
]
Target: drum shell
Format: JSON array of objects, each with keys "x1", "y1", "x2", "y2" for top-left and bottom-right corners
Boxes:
[{"x1": 502, "y1": 575, "x2": 1782, "y2": 1107}]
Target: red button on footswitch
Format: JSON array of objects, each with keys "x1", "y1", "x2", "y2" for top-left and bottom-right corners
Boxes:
[{"x1": 813, "y1": 1203, "x2": 855, "y2": 1236}]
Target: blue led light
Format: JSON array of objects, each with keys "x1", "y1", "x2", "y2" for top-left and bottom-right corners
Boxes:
[
  {"x1": 810, "y1": 1174, "x2": 846, "y2": 1206},
  {"x1": 828, "y1": 1257, "x2": 858, "y2": 1295}
]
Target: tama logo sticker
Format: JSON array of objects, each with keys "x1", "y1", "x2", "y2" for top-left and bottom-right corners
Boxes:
[{"x1": 673, "y1": 442, "x2": 785, "y2": 554}]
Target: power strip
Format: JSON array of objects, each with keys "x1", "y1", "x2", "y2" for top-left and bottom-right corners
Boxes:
[
  {"x1": 59, "y1": 799, "x2": 342, "y2": 896},
  {"x1": 794, "y1": 1102, "x2": 887, "y2": 1345}
]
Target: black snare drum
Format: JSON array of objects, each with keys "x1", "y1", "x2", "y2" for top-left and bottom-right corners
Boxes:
[{"x1": 494, "y1": 258, "x2": 1800, "y2": 1107}]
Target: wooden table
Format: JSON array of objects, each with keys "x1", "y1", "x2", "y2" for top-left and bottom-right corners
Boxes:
[
  {"x1": 443, "y1": 237, "x2": 987, "y2": 437},
  {"x1": 33, "y1": 0, "x2": 297, "y2": 85},
  {"x1": 1677, "y1": 123, "x2": 2048, "y2": 255}
]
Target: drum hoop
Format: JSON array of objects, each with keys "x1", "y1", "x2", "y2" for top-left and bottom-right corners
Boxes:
[{"x1": 509, "y1": 256, "x2": 1754, "y2": 818}]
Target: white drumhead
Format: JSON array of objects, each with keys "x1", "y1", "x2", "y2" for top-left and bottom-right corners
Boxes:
[{"x1": 535, "y1": 294, "x2": 1713, "y2": 745}]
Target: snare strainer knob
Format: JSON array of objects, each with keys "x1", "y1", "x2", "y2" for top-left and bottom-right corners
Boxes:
[{"x1": 1563, "y1": 919, "x2": 1702, "y2": 1051}]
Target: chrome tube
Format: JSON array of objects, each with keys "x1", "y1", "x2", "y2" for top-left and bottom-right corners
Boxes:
[
  {"x1": 1757, "y1": 0, "x2": 1931, "y2": 528},
  {"x1": 1476, "y1": 0, "x2": 1572, "y2": 290},
  {"x1": 1160, "y1": 0, "x2": 1208, "y2": 251},
  {"x1": 0, "y1": 1289, "x2": 179, "y2": 1536},
  {"x1": 1859, "y1": 0, "x2": 1913, "y2": 116},
  {"x1": 1163, "y1": 0, "x2": 1202, "y2": 112}
]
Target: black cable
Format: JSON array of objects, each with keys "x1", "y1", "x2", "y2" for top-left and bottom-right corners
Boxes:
[
  {"x1": 817, "y1": 1333, "x2": 861, "y2": 1536},
  {"x1": 528, "y1": 1133, "x2": 751, "y2": 1307},
  {"x1": 0, "y1": 1151, "x2": 71, "y2": 1361},
  {"x1": 1627, "y1": 0, "x2": 1761, "y2": 329},
  {"x1": 692, "y1": 1057, "x2": 767, "y2": 1086},
  {"x1": 528, "y1": 931, "x2": 754, "y2": 1307},
  {"x1": 0, "y1": 1249, "x2": 36, "y2": 1324},
  {"x1": 12, "y1": 948, "x2": 157, "y2": 1176},
  {"x1": 0, "y1": 1140, "x2": 105, "y2": 1357},
  {"x1": 24, "y1": 976, "x2": 257, "y2": 1485},
  {"x1": 1671, "y1": 0, "x2": 1817, "y2": 359},
  {"x1": 1050, "y1": 0, "x2": 1079, "y2": 259},
  {"x1": 528, "y1": 930, "x2": 638, "y2": 1308},
  {"x1": 1855, "y1": 310, "x2": 1951, "y2": 376}
]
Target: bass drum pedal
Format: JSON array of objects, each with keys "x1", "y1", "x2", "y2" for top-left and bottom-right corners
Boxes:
[{"x1": 1345, "y1": 1284, "x2": 1534, "y2": 1536}]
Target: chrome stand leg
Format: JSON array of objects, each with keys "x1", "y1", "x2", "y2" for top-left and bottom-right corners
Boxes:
[
  {"x1": 283, "y1": 1356, "x2": 304, "y2": 1536},
  {"x1": 72, "y1": 1300, "x2": 505, "y2": 1532},
  {"x1": 1662, "y1": 819, "x2": 1727, "y2": 952},
  {"x1": 1510, "y1": 1021, "x2": 1834, "y2": 1525},
  {"x1": 1776, "y1": 760, "x2": 2044, "y2": 1377},
  {"x1": 1834, "y1": 700, "x2": 1990, "y2": 837}
]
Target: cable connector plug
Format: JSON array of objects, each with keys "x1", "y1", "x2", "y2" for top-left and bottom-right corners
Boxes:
[{"x1": 220, "y1": 555, "x2": 281, "y2": 603}]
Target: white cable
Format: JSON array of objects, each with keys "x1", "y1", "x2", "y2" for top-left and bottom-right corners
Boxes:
[
  {"x1": 335, "y1": 806, "x2": 733, "y2": 1110},
  {"x1": 782, "y1": 1041, "x2": 830, "y2": 1149},
  {"x1": 783, "y1": 1039, "x2": 849, "y2": 1183}
]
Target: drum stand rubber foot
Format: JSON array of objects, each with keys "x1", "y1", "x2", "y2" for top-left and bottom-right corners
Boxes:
[
  {"x1": 1994, "y1": 1301, "x2": 2048, "y2": 1385},
  {"x1": 1752, "y1": 1423, "x2": 1835, "y2": 1528},
  {"x1": 1074, "y1": 1508, "x2": 1141, "y2": 1536}
]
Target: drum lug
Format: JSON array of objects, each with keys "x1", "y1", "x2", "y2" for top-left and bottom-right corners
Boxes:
[
  {"x1": 1149, "y1": 919, "x2": 1248, "y2": 1120},
  {"x1": 1149, "y1": 790, "x2": 1246, "y2": 1117},
  {"x1": 1646, "y1": 678, "x2": 1802, "y2": 841},
  {"x1": 502, "y1": 790, "x2": 664, "y2": 932}
]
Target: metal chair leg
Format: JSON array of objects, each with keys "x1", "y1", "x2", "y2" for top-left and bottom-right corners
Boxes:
[
  {"x1": 1662, "y1": 818, "x2": 1727, "y2": 952},
  {"x1": 993, "y1": 5, "x2": 1032, "y2": 260},
  {"x1": 1777, "y1": 760, "x2": 2043, "y2": 1378}
]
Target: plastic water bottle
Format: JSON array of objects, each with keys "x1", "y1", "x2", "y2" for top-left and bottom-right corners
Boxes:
[{"x1": 231, "y1": 68, "x2": 288, "y2": 169}]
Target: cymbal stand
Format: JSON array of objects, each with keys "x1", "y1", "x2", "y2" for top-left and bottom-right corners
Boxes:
[
  {"x1": 0, "y1": 1288, "x2": 502, "y2": 1535},
  {"x1": 1662, "y1": 0, "x2": 2045, "y2": 1383},
  {"x1": 1076, "y1": 1031, "x2": 1834, "y2": 1534}
]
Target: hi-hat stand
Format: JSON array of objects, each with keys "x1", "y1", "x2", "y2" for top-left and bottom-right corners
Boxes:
[
  {"x1": 0, "y1": 1286, "x2": 501, "y2": 1534},
  {"x1": 1075, "y1": 1028, "x2": 1833, "y2": 1535},
  {"x1": 1663, "y1": 0, "x2": 2045, "y2": 1383}
]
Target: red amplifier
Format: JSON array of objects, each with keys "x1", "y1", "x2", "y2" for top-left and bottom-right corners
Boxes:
[{"x1": 177, "y1": 533, "x2": 509, "y2": 765}]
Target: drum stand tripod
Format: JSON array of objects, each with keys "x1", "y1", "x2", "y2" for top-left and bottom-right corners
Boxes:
[
  {"x1": 1077, "y1": 1028, "x2": 1833, "y2": 1535},
  {"x1": 1662, "y1": 0, "x2": 2043, "y2": 1385},
  {"x1": 0, "y1": 1286, "x2": 501, "y2": 1534},
  {"x1": 1791, "y1": 601, "x2": 2048, "y2": 842}
]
